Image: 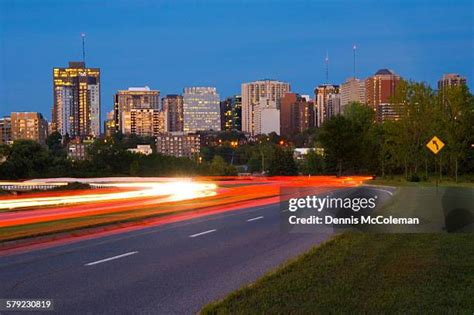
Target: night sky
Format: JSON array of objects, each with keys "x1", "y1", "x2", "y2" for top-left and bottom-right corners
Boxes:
[{"x1": 1, "y1": 0, "x2": 473, "y2": 121}]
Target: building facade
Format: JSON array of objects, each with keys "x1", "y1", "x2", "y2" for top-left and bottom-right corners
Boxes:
[
  {"x1": 280, "y1": 93, "x2": 315, "y2": 138},
  {"x1": 365, "y1": 69, "x2": 400, "y2": 108},
  {"x1": 121, "y1": 109, "x2": 165, "y2": 137},
  {"x1": 10, "y1": 112, "x2": 48, "y2": 144},
  {"x1": 0, "y1": 117, "x2": 12, "y2": 145},
  {"x1": 340, "y1": 77, "x2": 366, "y2": 111},
  {"x1": 155, "y1": 132, "x2": 200, "y2": 158},
  {"x1": 52, "y1": 61, "x2": 100, "y2": 139},
  {"x1": 314, "y1": 84, "x2": 339, "y2": 127},
  {"x1": 114, "y1": 86, "x2": 160, "y2": 132},
  {"x1": 219, "y1": 95, "x2": 242, "y2": 131},
  {"x1": 183, "y1": 87, "x2": 221, "y2": 133},
  {"x1": 241, "y1": 80, "x2": 290, "y2": 135},
  {"x1": 162, "y1": 94, "x2": 184, "y2": 132},
  {"x1": 438, "y1": 73, "x2": 467, "y2": 90}
]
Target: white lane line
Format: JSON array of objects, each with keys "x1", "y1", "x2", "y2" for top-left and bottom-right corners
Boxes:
[
  {"x1": 189, "y1": 229, "x2": 217, "y2": 238},
  {"x1": 247, "y1": 216, "x2": 264, "y2": 222},
  {"x1": 85, "y1": 251, "x2": 138, "y2": 266}
]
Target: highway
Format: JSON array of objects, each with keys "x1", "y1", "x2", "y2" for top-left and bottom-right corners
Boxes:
[{"x1": 0, "y1": 185, "x2": 394, "y2": 314}]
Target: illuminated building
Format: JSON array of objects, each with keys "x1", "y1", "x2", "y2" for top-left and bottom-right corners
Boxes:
[
  {"x1": 67, "y1": 142, "x2": 90, "y2": 161},
  {"x1": 52, "y1": 61, "x2": 100, "y2": 138},
  {"x1": 241, "y1": 80, "x2": 290, "y2": 135},
  {"x1": 438, "y1": 73, "x2": 467, "y2": 90},
  {"x1": 162, "y1": 94, "x2": 184, "y2": 132},
  {"x1": 127, "y1": 144, "x2": 153, "y2": 155},
  {"x1": 121, "y1": 109, "x2": 165, "y2": 137},
  {"x1": 114, "y1": 86, "x2": 160, "y2": 132},
  {"x1": 155, "y1": 132, "x2": 200, "y2": 158},
  {"x1": 0, "y1": 117, "x2": 12, "y2": 144},
  {"x1": 280, "y1": 93, "x2": 315, "y2": 138},
  {"x1": 340, "y1": 77, "x2": 366, "y2": 111},
  {"x1": 365, "y1": 69, "x2": 400, "y2": 108},
  {"x1": 314, "y1": 84, "x2": 339, "y2": 127},
  {"x1": 220, "y1": 95, "x2": 242, "y2": 131},
  {"x1": 183, "y1": 87, "x2": 220, "y2": 132},
  {"x1": 254, "y1": 97, "x2": 280, "y2": 135},
  {"x1": 103, "y1": 111, "x2": 116, "y2": 137},
  {"x1": 10, "y1": 112, "x2": 48, "y2": 144},
  {"x1": 365, "y1": 69, "x2": 401, "y2": 122}
]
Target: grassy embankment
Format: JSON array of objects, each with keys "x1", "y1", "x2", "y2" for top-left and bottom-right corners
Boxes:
[{"x1": 202, "y1": 181, "x2": 474, "y2": 313}]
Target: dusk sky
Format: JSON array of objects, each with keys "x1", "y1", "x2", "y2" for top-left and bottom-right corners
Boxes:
[{"x1": 0, "y1": 0, "x2": 473, "y2": 120}]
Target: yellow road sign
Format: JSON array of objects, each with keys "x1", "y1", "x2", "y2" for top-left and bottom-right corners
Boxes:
[{"x1": 426, "y1": 136, "x2": 445, "y2": 154}]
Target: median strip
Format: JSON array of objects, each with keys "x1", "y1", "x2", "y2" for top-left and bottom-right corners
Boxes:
[
  {"x1": 189, "y1": 229, "x2": 217, "y2": 238},
  {"x1": 84, "y1": 251, "x2": 138, "y2": 266}
]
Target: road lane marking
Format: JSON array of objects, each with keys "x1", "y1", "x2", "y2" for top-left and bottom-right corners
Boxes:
[
  {"x1": 85, "y1": 251, "x2": 138, "y2": 266},
  {"x1": 189, "y1": 229, "x2": 217, "y2": 238},
  {"x1": 247, "y1": 216, "x2": 264, "y2": 222}
]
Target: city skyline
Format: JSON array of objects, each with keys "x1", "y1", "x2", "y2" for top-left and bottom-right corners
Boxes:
[{"x1": 1, "y1": 0, "x2": 473, "y2": 120}]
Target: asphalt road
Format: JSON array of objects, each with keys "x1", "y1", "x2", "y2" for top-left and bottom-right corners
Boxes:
[{"x1": 0, "y1": 186, "x2": 394, "y2": 314}]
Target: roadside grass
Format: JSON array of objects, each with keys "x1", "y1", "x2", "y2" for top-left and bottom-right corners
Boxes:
[
  {"x1": 201, "y1": 232, "x2": 474, "y2": 314},
  {"x1": 367, "y1": 175, "x2": 474, "y2": 188}
]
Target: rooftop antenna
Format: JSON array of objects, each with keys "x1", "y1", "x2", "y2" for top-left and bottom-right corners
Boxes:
[
  {"x1": 353, "y1": 44, "x2": 357, "y2": 78},
  {"x1": 81, "y1": 33, "x2": 86, "y2": 65},
  {"x1": 325, "y1": 51, "x2": 329, "y2": 84}
]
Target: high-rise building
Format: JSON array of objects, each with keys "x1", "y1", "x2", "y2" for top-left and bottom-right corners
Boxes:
[
  {"x1": 365, "y1": 69, "x2": 400, "y2": 108},
  {"x1": 241, "y1": 80, "x2": 290, "y2": 135},
  {"x1": 438, "y1": 73, "x2": 467, "y2": 90},
  {"x1": 326, "y1": 94, "x2": 341, "y2": 118},
  {"x1": 114, "y1": 86, "x2": 160, "y2": 132},
  {"x1": 155, "y1": 132, "x2": 200, "y2": 158},
  {"x1": 162, "y1": 94, "x2": 184, "y2": 132},
  {"x1": 280, "y1": 93, "x2": 315, "y2": 138},
  {"x1": 52, "y1": 61, "x2": 100, "y2": 138},
  {"x1": 340, "y1": 77, "x2": 366, "y2": 112},
  {"x1": 0, "y1": 117, "x2": 12, "y2": 145},
  {"x1": 365, "y1": 69, "x2": 401, "y2": 122},
  {"x1": 103, "y1": 110, "x2": 116, "y2": 137},
  {"x1": 253, "y1": 98, "x2": 280, "y2": 135},
  {"x1": 183, "y1": 87, "x2": 221, "y2": 132},
  {"x1": 10, "y1": 112, "x2": 48, "y2": 144},
  {"x1": 121, "y1": 109, "x2": 165, "y2": 137},
  {"x1": 314, "y1": 84, "x2": 339, "y2": 127},
  {"x1": 219, "y1": 95, "x2": 242, "y2": 131}
]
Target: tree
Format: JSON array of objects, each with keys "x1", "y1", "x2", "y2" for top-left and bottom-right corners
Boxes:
[{"x1": 268, "y1": 147, "x2": 297, "y2": 176}]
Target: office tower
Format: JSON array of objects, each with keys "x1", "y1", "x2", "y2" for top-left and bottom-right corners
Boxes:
[
  {"x1": 365, "y1": 69, "x2": 400, "y2": 108},
  {"x1": 52, "y1": 61, "x2": 100, "y2": 138},
  {"x1": 103, "y1": 110, "x2": 116, "y2": 137},
  {"x1": 365, "y1": 69, "x2": 401, "y2": 122},
  {"x1": 155, "y1": 132, "x2": 201, "y2": 158},
  {"x1": 121, "y1": 109, "x2": 165, "y2": 137},
  {"x1": 183, "y1": 87, "x2": 221, "y2": 132},
  {"x1": 438, "y1": 73, "x2": 467, "y2": 90},
  {"x1": 314, "y1": 84, "x2": 339, "y2": 127},
  {"x1": 241, "y1": 80, "x2": 290, "y2": 135},
  {"x1": 114, "y1": 86, "x2": 160, "y2": 132},
  {"x1": 340, "y1": 77, "x2": 366, "y2": 111},
  {"x1": 254, "y1": 97, "x2": 280, "y2": 135},
  {"x1": 162, "y1": 94, "x2": 184, "y2": 132},
  {"x1": 326, "y1": 94, "x2": 341, "y2": 117},
  {"x1": 0, "y1": 117, "x2": 12, "y2": 145},
  {"x1": 280, "y1": 93, "x2": 315, "y2": 138},
  {"x1": 10, "y1": 112, "x2": 48, "y2": 144},
  {"x1": 219, "y1": 95, "x2": 242, "y2": 131}
]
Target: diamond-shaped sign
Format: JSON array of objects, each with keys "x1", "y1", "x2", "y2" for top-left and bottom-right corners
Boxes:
[{"x1": 426, "y1": 136, "x2": 445, "y2": 155}]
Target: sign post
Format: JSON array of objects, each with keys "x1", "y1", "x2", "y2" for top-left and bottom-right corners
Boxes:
[{"x1": 426, "y1": 136, "x2": 445, "y2": 192}]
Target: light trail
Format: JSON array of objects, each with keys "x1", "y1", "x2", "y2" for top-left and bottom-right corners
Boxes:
[{"x1": 0, "y1": 180, "x2": 217, "y2": 210}]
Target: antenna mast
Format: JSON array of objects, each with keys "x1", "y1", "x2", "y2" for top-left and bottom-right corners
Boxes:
[
  {"x1": 353, "y1": 44, "x2": 357, "y2": 78},
  {"x1": 81, "y1": 33, "x2": 86, "y2": 65},
  {"x1": 325, "y1": 51, "x2": 329, "y2": 84}
]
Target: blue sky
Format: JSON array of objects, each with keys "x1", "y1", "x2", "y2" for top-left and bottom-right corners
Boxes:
[{"x1": 0, "y1": 0, "x2": 473, "y2": 120}]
